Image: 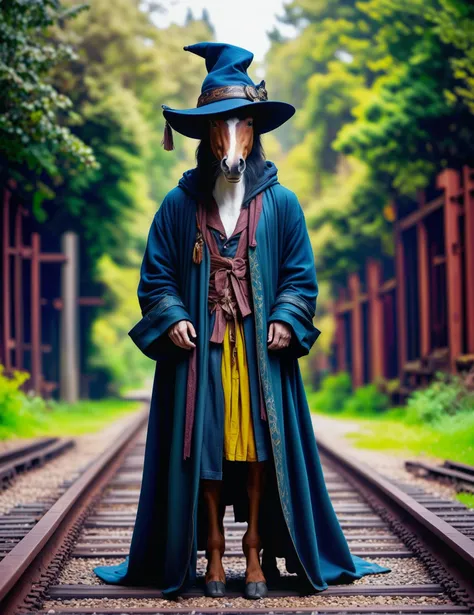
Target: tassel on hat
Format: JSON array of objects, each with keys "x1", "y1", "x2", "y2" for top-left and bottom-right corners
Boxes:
[{"x1": 161, "y1": 120, "x2": 174, "y2": 151}]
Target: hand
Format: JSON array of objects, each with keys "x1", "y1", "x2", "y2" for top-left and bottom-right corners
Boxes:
[
  {"x1": 267, "y1": 321, "x2": 292, "y2": 350},
  {"x1": 168, "y1": 320, "x2": 196, "y2": 350}
]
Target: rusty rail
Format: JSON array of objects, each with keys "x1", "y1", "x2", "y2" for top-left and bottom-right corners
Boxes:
[
  {"x1": 3, "y1": 408, "x2": 474, "y2": 614},
  {"x1": 406, "y1": 459, "x2": 474, "y2": 492},
  {"x1": 0, "y1": 407, "x2": 148, "y2": 613},
  {"x1": 0, "y1": 438, "x2": 75, "y2": 489},
  {"x1": 315, "y1": 434, "x2": 474, "y2": 606}
]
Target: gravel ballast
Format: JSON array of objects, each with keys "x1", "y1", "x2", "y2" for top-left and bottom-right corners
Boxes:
[{"x1": 0, "y1": 410, "x2": 145, "y2": 515}]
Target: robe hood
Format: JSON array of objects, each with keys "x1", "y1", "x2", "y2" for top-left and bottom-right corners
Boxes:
[{"x1": 177, "y1": 160, "x2": 280, "y2": 204}]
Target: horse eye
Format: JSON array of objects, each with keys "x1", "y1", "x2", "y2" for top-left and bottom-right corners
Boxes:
[
  {"x1": 247, "y1": 120, "x2": 253, "y2": 127},
  {"x1": 210, "y1": 120, "x2": 217, "y2": 128}
]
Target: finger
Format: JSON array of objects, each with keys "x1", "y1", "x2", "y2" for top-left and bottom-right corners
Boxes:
[
  {"x1": 179, "y1": 324, "x2": 196, "y2": 349},
  {"x1": 176, "y1": 329, "x2": 192, "y2": 349},
  {"x1": 172, "y1": 325, "x2": 188, "y2": 349},
  {"x1": 267, "y1": 322, "x2": 274, "y2": 343},
  {"x1": 171, "y1": 330, "x2": 187, "y2": 349},
  {"x1": 268, "y1": 331, "x2": 282, "y2": 350},
  {"x1": 187, "y1": 322, "x2": 197, "y2": 339}
]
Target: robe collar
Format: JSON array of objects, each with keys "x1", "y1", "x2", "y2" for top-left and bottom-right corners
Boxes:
[{"x1": 204, "y1": 194, "x2": 261, "y2": 248}]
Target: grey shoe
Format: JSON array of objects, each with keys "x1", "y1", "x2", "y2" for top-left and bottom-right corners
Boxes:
[
  {"x1": 205, "y1": 580, "x2": 226, "y2": 597},
  {"x1": 244, "y1": 580, "x2": 268, "y2": 599}
]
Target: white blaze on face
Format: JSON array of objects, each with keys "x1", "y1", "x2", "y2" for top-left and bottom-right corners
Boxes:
[{"x1": 226, "y1": 117, "x2": 239, "y2": 168}]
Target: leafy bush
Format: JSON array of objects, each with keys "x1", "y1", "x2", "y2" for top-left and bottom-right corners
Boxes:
[
  {"x1": 405, "y1": 371, "x2": 474, "y2": 425},
  {"x1": 309, "y1": 371, "x2": 352, "y2": 413},
  {"x1": 0, "y1": 365, "x2": 48, "y2": 439},
  {"x1": 342, "y1": 383, "x2": 390, "y2": 416},
  {"x1": 0, "y1": 365, "x2": 140, "y2": 439}
]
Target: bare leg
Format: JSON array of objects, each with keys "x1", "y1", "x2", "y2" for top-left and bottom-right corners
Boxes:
[
  {"x1": 242, "y1": 461, "x2": 266, "y2": 584},
  {"x1": 202, "y1": 479, "x2": 226, "y2": 584}
]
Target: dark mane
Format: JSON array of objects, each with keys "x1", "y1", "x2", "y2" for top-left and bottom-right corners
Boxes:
[{"x1": 195, "y1": 123, "x2": 266, "y2": 204}]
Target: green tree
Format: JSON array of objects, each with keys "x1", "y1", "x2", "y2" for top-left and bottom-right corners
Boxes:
[
  {"x1": 265, "y1": 0, "x2": 474, "y2": 287},
  {"x1": 0, "y1": 0, "x2": 97, "y2": 198},
  {"x1": 336, "y1": 0, "x2": 474, "y2": 196},
  {"x1": 43, "y1": 0, "x2": 214, "y2": 392}
]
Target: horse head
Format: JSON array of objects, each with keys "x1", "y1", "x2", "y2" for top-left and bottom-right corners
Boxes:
[{"x1": 209, "y1": 116, "x2": 254, "y2": 183}]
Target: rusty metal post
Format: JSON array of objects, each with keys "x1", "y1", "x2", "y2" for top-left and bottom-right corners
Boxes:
[
  {"x1": 335, "y1": 290, "x2": 346, "y2": 372},
  {"x1": 2, "y1": 189, "x2": 12, "y2": 371},
  {"x1": 30, "y1": 233, "x2": 41, "y2": 393},
  {"x1": 437, "y1": 169, "x2": 463, "y2": 371},
  {"x1": 14, "y1": 206, "x2": 24, "y2": 369},
  {"x1": 416, "y1": 191, "x2": 431, "y2": 358},
  {"x1": 394, "y1": 200, "x2": 407, "y2": 380},
  {"x1": 60, "y1": 232, "x2": 79, "y2": 403},
  {"x1": 336, "y1": 313, "x2": 346, "y2": 372},
  {"x1": 348, "y1": 272, "x2": 364, "y2": 388},
  {"x1": 463, "y1": 166, "x2": 474, "y2": 354},
  {"x1": 366, "y1": 259, "x2": 384, "y2": 380}
]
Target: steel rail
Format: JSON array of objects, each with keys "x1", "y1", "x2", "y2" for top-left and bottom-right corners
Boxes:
[
  {"x1": 20, "y1": 607, "x2": 473, "y2": 615},
  {"x1": 0, "y1": 407, "x2": 148, "y2": 614},
  {"x1": 406, "y1": 459, "x2": 474, "y2": 489},
  {"x1": 5, "y1": 412, "x2": 474, "y2": 615},
  {"x1": 0, "y1": 438, "x2": 75, "y2": 488},
  {"x1": 315, "y1": 433, "x2": 474, "y2": 605}
]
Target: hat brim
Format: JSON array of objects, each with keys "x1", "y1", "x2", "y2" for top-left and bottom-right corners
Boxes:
[{"x1": 162, "y1": 98, "x2": 295, "y2": 139}]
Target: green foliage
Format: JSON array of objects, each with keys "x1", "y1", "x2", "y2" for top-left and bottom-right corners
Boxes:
[
  {"x1": 310, "y1": 371, "x2": 390, "y2": 415},
  {"x1": 0, "y1": 365, "x2": 139, "y2": 439},
  {"x1": 266, "y1": 0, "x2": 474, "y2": 286},
  {"x1": 309, "y1": 371, "x2": 353, "y2": 413},
  {"x1": 40, "y1": 1, "x2": 214, "y2": 390},
  {"x1": 310, "y1": 367, "x2": 474, "y2": 464},
  {"x1": 336, "y1": 0, "x2": 474, "y2": 196},
  {"x1": 342, "y1": 383, "x2": 390, "y2": 415},
  {"x1": 404, "y1": 371, "x2": 474, "y2": 425},
  {"x1": 89, "y1": 255, "x2": 152, "y2": 392},
  {"x1": 0, "y1": 0, "x2": 97, "y2": 185},
  {"x1": 345, "y1": 409, "x2": 474, "y2": 465},
  {"x1": 0, "y1": 366, "x2": 48, "y2": 439},
  {"x1": 456, "y1": 493, "x2": 474, "y2": 510},
  {"x1": 46, "y1": 0, "x2": 212, "y2": 264}
]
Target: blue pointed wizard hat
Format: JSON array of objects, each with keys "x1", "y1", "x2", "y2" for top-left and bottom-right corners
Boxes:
[{"x1": 161, "y1": 42, "x2": 295, "y2": 149}]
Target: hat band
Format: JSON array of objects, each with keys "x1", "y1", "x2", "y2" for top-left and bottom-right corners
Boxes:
[{"x1": 197, "y1": 81, "x2": 268, "y2": 108}]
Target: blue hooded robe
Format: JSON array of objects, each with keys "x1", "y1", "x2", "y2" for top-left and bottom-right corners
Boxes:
[{"x1": 93, "y1": 160, "x2": 390, "y2": 595}]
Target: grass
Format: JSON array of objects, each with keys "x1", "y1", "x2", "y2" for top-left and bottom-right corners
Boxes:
[
  {"x1": 456, "y1": 492, "x2": 474, "y2": 508},
  {"x1": 0, "y1": 398, "x2": 141, "y2": 441},
  {"x1": 309, "y1": 403, "x2": 474, "y2": 466},
  {"x1": 307, "y1": 371, "x2": 474, "y2": 507},
  {"x1": 342, "y1": 411, "x2": 474, "y2": 466},
  {"x1": 309, "y1": 401, "x2": 474, "y2": 508}
]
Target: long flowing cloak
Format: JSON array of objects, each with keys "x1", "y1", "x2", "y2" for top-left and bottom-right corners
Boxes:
[{"x1": 93, "y1": 162, "x2": 390, "y2": 595}]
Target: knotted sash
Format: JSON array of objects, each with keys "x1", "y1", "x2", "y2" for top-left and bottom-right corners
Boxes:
[{"x1": 183, "y1": 192, "x2": 266, "y2": 459}]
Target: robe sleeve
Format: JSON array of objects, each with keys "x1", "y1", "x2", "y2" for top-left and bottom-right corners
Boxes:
[
  {"x1": 267, "y1": 192, "x2": 321, "y2": 358},
  {"x1": 128, "y1": 195, "x2": 193, "y2": 361}
]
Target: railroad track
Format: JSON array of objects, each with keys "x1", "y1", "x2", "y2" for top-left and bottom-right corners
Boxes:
[
  {"x1": 406, "y1": 459, "x2": 474, "y2": 494},
  {"x1": 0, "y1": 437, "x2": 75, "y2": 490},
  {"x1": 0, "y1": 409, "x2": 472, "y2": 615}
]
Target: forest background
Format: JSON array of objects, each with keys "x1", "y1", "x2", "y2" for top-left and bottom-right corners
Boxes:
[{"x1": 1, "y1": 0, "x2": 474, "y2": 395}]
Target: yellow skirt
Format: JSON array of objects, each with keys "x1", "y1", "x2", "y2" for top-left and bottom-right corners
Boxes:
[{"x1": 221, "y1": 318, "x2": 257, "y2": 462}]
